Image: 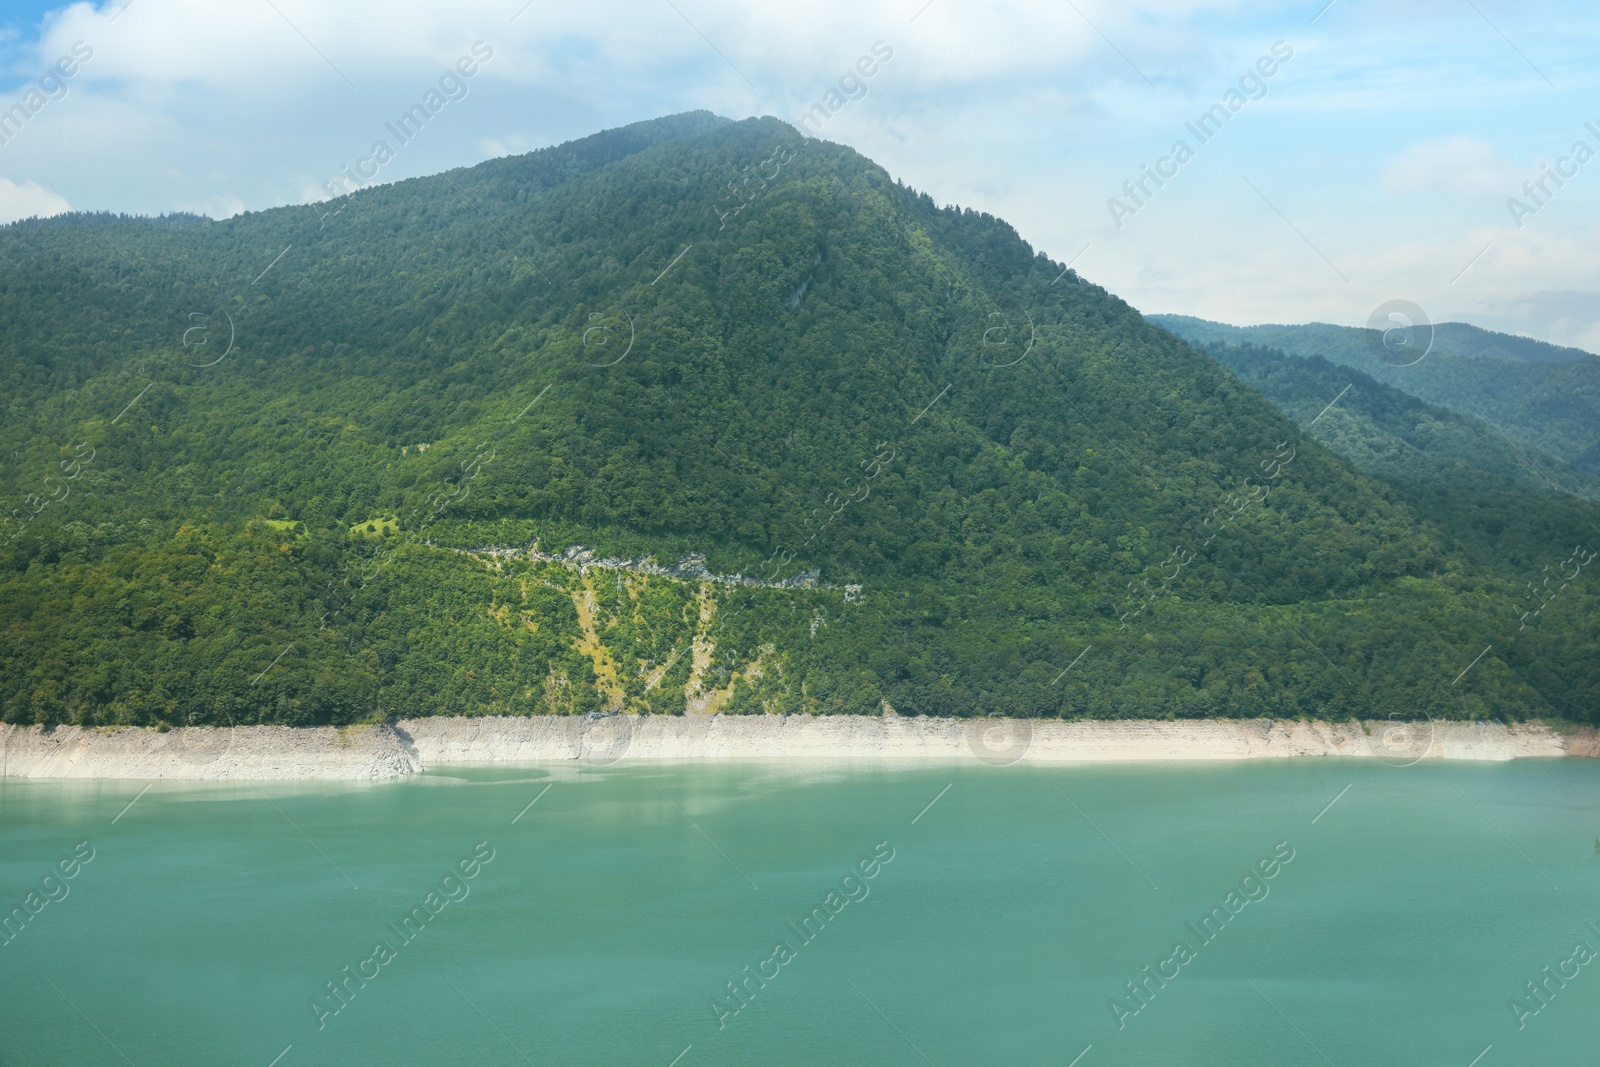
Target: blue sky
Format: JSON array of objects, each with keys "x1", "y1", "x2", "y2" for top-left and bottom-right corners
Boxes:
[{"x1": 0, "y1": 0, "x2": 1596, "y2": 349}]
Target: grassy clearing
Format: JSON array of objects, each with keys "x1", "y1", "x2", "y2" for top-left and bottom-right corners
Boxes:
[{"x1": 349, "y1": 516, "x2": 399, "y2": 539}]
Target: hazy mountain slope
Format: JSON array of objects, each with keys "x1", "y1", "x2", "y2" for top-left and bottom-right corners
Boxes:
[
  {"x1": 1427, "y1": 322, "x2": 1594, "y2": 365},
  {"x1": 1186, "y1": 338, "x2": 1600, "y2": 498},
  {"x1": 1152, "y1": 315, "x2": 1594, "y2": 365},
  {"x1": 2, "y1": 114, "x2": 1597, "y2": 728},
  {"x1": 1151, "y1": 314, "x2": 1600, "y2": 480}
]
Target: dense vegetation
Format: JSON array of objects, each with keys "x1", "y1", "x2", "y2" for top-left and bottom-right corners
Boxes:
[
  {"x1": 3, "y1": 113, "x2": 1597, "y2": 729},
  {"x1": 1190, "y1": 339, "x2": 1599, "y2": 498},
  {"x1": 1152, "y1": 314, "x2": 1600, "y2": 480}
]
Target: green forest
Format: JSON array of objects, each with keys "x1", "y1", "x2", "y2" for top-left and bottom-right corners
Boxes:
[
  {"x1": 2, "y1": 112, "x2": 1597, "y2": 729},
  {"x1": 1153, "y1": 314, "x2": 1600, "y2": 479},
  {"x1": 1194, "y1": 338, "x2": 1599, "y2": 498}
]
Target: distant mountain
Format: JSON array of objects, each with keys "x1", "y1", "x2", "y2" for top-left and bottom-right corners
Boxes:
[
  {"x1": 1182, "y1": 338, "x2": 1600, "y2": 499},
  {"x1": 1150, "y1": 315, "x2": 1600, "y2": 482},
  {"x1": 3, "y1": 114, "x2": 1597, "y2": 729},
  {"x1": 1427, "y1": 322, "x2": 1594, "y2": 365},
  {"x1": 1152, "y1": 315, "x2": 1595, "y2": 365}
]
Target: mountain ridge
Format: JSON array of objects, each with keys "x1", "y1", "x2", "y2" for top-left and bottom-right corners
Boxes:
[
  {"x1": 1173, "y1": 336, "x2": 1600, "y2": 499},
  {"x1": 3, "y1": 113, "x2": 1597, "y2": 728},
  {"x1": 1151, "y1": 313, "x2": 1600, "y2": 481},
  {"x1": 1151, "y1": 314, "x2": 1596, "y2": 364}
]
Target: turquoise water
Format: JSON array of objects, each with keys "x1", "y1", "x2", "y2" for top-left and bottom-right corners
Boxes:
[{"x1": 2, "y1": 759, "x2": 1598, "y2": 1065}]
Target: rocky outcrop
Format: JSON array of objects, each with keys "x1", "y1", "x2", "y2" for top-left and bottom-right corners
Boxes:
[
  {"x1": 397, "y1": 715, "x2": 1567, "y2": 764},
  {"x1": 1559, "y1": 726, "x2": 1600, "y2": 758},
  {"x1": 0, "y1": 722, "x2": 420, "y2": 780},
  {"x1": 0, "y1": 715, "x2": 1572, "y2": 780}
]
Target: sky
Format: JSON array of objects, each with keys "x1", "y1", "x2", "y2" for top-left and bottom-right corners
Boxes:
[{"x1": 0, "y1": 0, "x2": 1596, "y2": 350}]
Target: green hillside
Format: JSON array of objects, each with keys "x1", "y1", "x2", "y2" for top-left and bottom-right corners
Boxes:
[
  {"x1": 1187, "y1": 339, "x2": 1600, "y2": 499},
  {"x1": 1151, "y1": 314, "x2": 1600, "y2": 481},
  {"x1": 1425, "y1": 322, "x2": 1594, "y2": 365},
  {"x1": 3, "y1": 114, "x2": 1597, "y2": 729}
]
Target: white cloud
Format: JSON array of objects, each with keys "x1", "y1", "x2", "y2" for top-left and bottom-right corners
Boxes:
[
  {"x1": 173, "y1": 192, "x2": 245, "y2": 218},
  {"x1": 1380, "y1": 136, "x2": 1522, "y2": 197},
  {"x1": 1453, "y1": 291, "x2": 1600, "y2": 355},
  {"x1": 477, "y1": 133, "x2": 545, "y2": 158},
  {"x1": 0, "y1": 0, "x2": 1597, "y2": 346},
  {"x1": 0, "y1": 177, "x2": 69, "y2": 223}
]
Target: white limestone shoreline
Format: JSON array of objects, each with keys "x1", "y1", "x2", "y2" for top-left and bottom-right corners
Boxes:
[{"x1": 0, "y1": 714, "x2": 1580, "y2": 780}]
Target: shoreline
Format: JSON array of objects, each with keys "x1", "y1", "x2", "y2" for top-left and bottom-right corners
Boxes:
[{"x1": 0, "y1": 715, "x2": 1576, "y2": 780}]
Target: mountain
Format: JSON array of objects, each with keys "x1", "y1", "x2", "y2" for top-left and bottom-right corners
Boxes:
[
  {"x1": 3, "y1": 113, "x2": 1597, "y2": 729},
  {"x1": 1424, "y1": 322, "x2": 1594, "y2": 365},
  {"x1": 1150, "y1": 314, "x2": 1600, "y2": 482},
  {"x1": 1181, "y1": 339, "x2": 1600, "y2": 499},
  {"x1": 1150, "y1": 315, "x2": 1595, "y2": 366}
]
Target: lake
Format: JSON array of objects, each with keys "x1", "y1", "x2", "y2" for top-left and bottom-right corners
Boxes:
[{"x1": 2, "y1": 758, "x2": 1596, "y2": 1065}]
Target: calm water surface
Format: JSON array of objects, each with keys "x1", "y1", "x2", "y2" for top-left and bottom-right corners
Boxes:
[{"x1": 2, "y1": 759, "x2": 1598, "y2": 1065}]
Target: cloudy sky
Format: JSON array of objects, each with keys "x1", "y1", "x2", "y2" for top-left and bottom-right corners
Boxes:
[{"x1": 1, "y1": 0, "x2": 1596, "y2": 350}]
